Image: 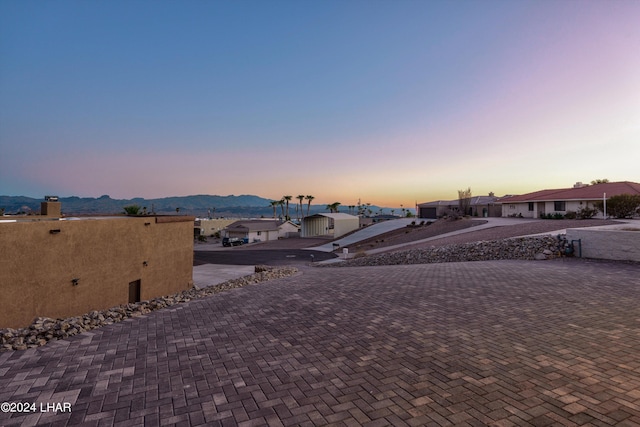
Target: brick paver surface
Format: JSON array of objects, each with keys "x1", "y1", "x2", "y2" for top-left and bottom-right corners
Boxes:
[{"x1": 1, "y1": 259, "x2": 640, "y2": 426}]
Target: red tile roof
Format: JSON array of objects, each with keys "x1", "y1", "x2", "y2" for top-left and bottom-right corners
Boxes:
[{"x1": 498, "y1": 181, "x2": 640, "y2": 203}]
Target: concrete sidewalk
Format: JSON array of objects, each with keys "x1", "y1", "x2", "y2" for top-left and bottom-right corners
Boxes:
[{"x1": 192, "y1": 264, "x2": 255, "y2": 289}]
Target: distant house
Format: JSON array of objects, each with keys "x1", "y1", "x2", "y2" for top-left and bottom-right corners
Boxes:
[
  {"x1": 222, "y1": 219, "x2": 299, "y2": 242},
  {"x1": 417, "y1": 194, "x2": 501, "y2": 219},
  {"x1": 301, "y1": 213, "x2": 360, "y2": 238},
  {"x1": 497, "y1": 181, "x2": 640, "y2": 218},
  {"x1": 194, "y1": 218, "x2": 237, "y2": 237}
]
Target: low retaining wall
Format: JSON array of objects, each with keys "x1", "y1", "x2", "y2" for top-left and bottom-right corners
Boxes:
[
  {"x1": 566, "y1": 227, "x2": 640, "y2": 262},
  {"x1": 328, "y1": 235, "x2": 559, "y2": 267}
]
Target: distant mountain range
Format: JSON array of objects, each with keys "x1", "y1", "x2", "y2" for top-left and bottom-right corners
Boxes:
[{"x1": 0, "y1": 194, "x2": 386, "y2": 218}]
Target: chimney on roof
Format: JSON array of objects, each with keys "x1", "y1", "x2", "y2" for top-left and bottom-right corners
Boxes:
[
  {"x1": 41, "y1": 196, "x2": 61, "y2": 218},
  {"x1": 573, "y1": 182, "x2": 588, "y2": 188}
]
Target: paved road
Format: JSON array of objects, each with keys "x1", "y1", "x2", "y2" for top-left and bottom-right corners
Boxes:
[
  {"x1": 2, "y1": 259, "x2": 640, "y2": 426},
  {"x1": 194, "y1": 249, "x2": 337, "y2": 266}
]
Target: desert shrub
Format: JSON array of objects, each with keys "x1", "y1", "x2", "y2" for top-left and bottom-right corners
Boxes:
[
  {"x1": 594, "y1": 194, "x2": 640, "y2": 218},
  {"x1": 564, "y1": 210, "x2": 577, "y2": 219},
  {"x1": 576, "y1": 206, "x2": 598, "y2": 219},
  {"x1": 123, "y1": 205, "x2": 141, "y2": 215},
  {"x1": 553, "y1": 213, "x2": 564, "y2": 219},
  {"x1": 444, "y1": 209, "x2": 462, "y2": 220}
]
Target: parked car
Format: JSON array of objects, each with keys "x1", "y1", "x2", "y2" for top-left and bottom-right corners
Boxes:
[{"x1": 222, "y1": 237, "x2": 243, "y2": 247}]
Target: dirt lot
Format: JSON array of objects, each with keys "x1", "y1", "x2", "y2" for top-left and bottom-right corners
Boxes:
[{"x1": 346, "y1": 219, "x2": 487, "y2": 252}]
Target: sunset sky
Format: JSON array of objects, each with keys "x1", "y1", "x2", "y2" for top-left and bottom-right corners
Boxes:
[{"x1": 1, "y1": 0, "x2": 639, "y2": 208}]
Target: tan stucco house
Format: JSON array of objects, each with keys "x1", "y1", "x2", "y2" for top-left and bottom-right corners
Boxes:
[
  {"x1": 194, "y1": 218, "x2": 237, "y2": 237},
  {"x1": 0, "y1": 199, "x2": 194, "y2": 329}
]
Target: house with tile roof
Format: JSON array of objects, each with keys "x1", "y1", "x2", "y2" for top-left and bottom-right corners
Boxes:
[{"x1": 497, "y1": 181, "x2": 640, "y2": 218}]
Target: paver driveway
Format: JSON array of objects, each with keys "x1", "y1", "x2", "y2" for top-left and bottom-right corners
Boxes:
[{"x1": 1, "y1": 259, "x2": 640, "y2": 426}]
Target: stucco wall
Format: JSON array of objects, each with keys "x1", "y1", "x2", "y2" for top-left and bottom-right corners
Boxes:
[
  {"x1": 0, "y1": 215, "x2": 194, "y2": 328},
  {"x1": 566, "y1": 227, "x2": 640, "y2": 262}
]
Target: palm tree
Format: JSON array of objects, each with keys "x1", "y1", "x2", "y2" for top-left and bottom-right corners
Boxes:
[
  {"x1": 305, "y1": 195, "x2": 315, "y2": 216},
  {"x1": 278, "y1": 199, "x2": 285, "y2": 218},
  {"x1": 296, "y1": 195, "x2": 305, "y2": 221},
  {"x1": 283, "y1": 195, "x2": 292, "y2": 220},
  {"x1": 270, "y1": 201, "x2": 279, "y2": 218},
  {"x1": 326, "y1": 202, "x2": 341, "y2": 213}
]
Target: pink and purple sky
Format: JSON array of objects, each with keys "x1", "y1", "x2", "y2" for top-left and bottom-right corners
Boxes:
[{"x1": 1, "y1": 0, "x2": 639, "y2": 207}]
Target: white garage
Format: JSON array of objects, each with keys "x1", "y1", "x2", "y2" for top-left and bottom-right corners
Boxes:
[{"x1": 301, "y1": 213, "x2": 359, "y2": 238}]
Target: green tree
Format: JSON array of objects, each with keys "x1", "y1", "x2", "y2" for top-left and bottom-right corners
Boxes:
[
  {"x1": 123, "y1": 205, "x2": 141, "y2": 215},
  {"x1": 590, "y1": 178, "x2": 610, "y2": 185},
  {"x1": 595, "y1": 194, "x2": 640, "y2": 218}
]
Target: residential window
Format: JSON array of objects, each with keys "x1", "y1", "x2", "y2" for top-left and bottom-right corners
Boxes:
[
  {"x1": 528, "y1": 202, "x2": 534, "y2": 211},
  {"x1": 257, "y1": 231, "x2": 262, "y2": 236},
  {"x1": 509, "y1": 204, "x2": 515, "y2": 210},
  {"x1": 554, "y1": 201, "x2": 566, "y2": 211}
]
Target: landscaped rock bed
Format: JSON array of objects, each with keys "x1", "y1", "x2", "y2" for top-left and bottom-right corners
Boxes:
[
  {"x1": 1, "y1": 265, "x2": 297, "y2": 351},
  {"x1": 325, "y1": 235, "x2": 560, "y2": 267}
]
